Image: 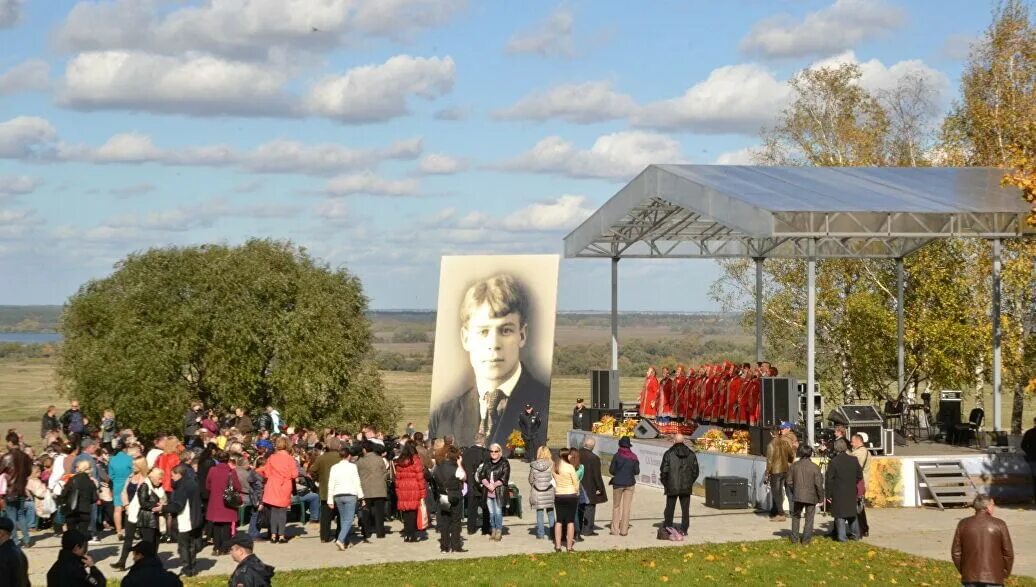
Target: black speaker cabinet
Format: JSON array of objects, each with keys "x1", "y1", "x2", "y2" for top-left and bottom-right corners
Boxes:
[
  {"x1": 591, "y1": 369, "x2": 616, "y2": 409},
  {"x1": 761, "y1": 377, "x2": 799, "y2": 427},
  {"x1": 634, "y1": 419, "x2": 660, "y2": 439},
  {"x1": 749, "y1": 426, "x2": 772, "y2": 456},
  {"x1": 704, "y1": 476, "x2": 750, "y2": 509},
  {"x1": 937, "y1": 398, "x2": 961, "y2": 426}
]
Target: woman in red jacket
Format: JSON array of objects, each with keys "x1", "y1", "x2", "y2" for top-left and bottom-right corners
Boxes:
[
  {"x1": 204, "y1": 449, "x2": 241, "y2": 555},
  {"x1": 258, "y1": 435, "x2": 299, "y2": 544},
  {"x1": 393, "y1": 442, "x2": 427, "y2": 542}
]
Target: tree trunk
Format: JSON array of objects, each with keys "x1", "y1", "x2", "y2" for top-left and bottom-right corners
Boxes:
[
  {"x1": 1012, "y1": 380, "x2": 1024, "y2": 434},
  {"x1": 973, "y1": 363, "x2": 985, "y2": 410}
]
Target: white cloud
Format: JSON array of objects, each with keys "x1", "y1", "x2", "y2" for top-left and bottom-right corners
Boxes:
[
  {"x1": 502, "y1": 195, "x2": 593, "y2": 231},
  {"x1": 0, "y1": 117, "x2": 57, "y2": 158},
  {"x1": 324, "y1": 171, "x2": 421, "y2": 197},
  {"x1": 434, "y1": 106, "x2": 468, "y2": 121},
  {"x1": 304, "y1": 55, "x2": 455, "y2": 122},
  {"x1": 501, "y1": 131, "x2": 686, "y2": 180},
  {"x1": 109, "y1": 183, "x2": 156, "y2": 197},
  {"x1": 418, "y1": 153, "x2": 467, "y2": 175},
  {"x1": 810, "y1": 51, "x2": 949, "y2": 98},
  {"x1": 714, "y1": 147, "x2": 758, "y2": 165},
  {"x1": 59, "y1": 51, "x2": 292, "y2": 116},
  {"x1": 106, "y1": 198, "x2": 300, "y2": 232},
  {"x1": 506, "y1": 7, "x2": 574, "y2": 58},
  {"x1": 0, "y1": 59, "x2": 50, "y2": 95},
  {"x1": 0, "y1": 116, "x2": 422, "y2": 175},
  {"x1": 0, "y1": 175, "x2": 40, "y2": 199},
  {"x1": 494, "y1": 81, "x2": 636, "y2": 124},
  {"x1": 0, "y1": 0, "x2": 22, "y2": 28},
  {"x1": 740, "y1": 0, "x2": 907, "y2": 58},
  {"x1": 315, "y1": 199, "x2": 352, "y2": 225},
  {"x1": 634, "y1": 64, "x2": 791, "y2": 134},
  {"x1": 57, "y1": 0, "x2": 466, "y2": 60}
]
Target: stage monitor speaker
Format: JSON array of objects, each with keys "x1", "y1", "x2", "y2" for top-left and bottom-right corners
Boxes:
[
  {"x1": 634, "y1": 419, "x2": 660, "y2": 439},
  {"x1": 761, "y1": 377, "x2": 799, "y2": 427},
  {"x1": 704, "y1": 476, "x2": 750, "y2": 509},
  {"x1": 749, "y1": 426, "x2": 772, "y2": 456},
  {"x1": 591, "y1": 369, "x2": 616, "y2": 409}
]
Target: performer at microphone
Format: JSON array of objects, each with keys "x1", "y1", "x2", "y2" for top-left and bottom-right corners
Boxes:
[
  {"x1": 658, "y1": 367, "x2": 674, "y2": 421},
  {"x1": 638, "y1": 366, "x2": 660, "y2": 419},
  {"x1": 673, "y1": 365, "x2": 689, "y2": 422}
]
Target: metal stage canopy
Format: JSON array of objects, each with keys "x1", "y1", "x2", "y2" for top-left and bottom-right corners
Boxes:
[{"x1": 564, "y1": 165, "x2": 1034, "y2": 445}]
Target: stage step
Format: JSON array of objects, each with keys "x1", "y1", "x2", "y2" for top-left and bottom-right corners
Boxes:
[{"x1": 915, "y1": 460, "x2": 977, "y2": 510}]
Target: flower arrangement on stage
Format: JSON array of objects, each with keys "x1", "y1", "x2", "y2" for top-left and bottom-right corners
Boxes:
[
  {"x1": 592, "y1": 414, "x2": 616, "y2": 436},
  {"x1": 506, "y1": 429, "x2": 525, "y2": 450},
  {"x1": 693, "y1": 429, "x2": 748, "y2": 454}
]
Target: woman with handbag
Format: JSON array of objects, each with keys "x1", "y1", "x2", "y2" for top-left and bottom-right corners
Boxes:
[
  {"x1": 393, "y1": 442, "x2": 426, "y2": 543},
  {"x1": 432, "y1": 445, "x2": 465, "y2": 553},
  {"x1": 63, "y1": 460, "x2": 98, "y2": 538},
  {"x1": 257, "y1": 436, "x2": 298, "y2": 544},
  {"x1": 112, "y1": 464, "x2": 163, "y2": 570},
  {"x1": 204, "y1": 450, "x2": 242, "y2": 554},
  {"x1": 475, "y1": 443, "x2": 510, "y2": 542}
]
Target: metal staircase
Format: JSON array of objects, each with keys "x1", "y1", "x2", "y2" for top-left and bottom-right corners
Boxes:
[{"x1": 915, "y1": 460, "x2": 977, "y2": 510}]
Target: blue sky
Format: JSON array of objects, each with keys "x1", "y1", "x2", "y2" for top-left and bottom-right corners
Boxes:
[{"x1": 0, "y1": 0, "x2": 992, "y2": 310}]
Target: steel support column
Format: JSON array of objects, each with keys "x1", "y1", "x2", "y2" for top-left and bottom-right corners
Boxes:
[
  {"x1": 611, "y1": 257, "x2": 620, "y2": 405},
  {"x1": 896, "y1": 257, "x2": 905, "y2": 397},
  {"x1": 807, "y1": 241, "x2": 817, "y2": 448},
  {"x1": 992, "y1": 239, "x2": 1002, "y2": 432},
  {"x1": 754, "y1": 257, "x2": 764, "y2": 363}
]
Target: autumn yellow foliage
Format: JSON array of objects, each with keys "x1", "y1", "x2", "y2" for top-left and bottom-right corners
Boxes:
[{"x1": 865, "y1": 458, "x2": 904, "y2": 508}]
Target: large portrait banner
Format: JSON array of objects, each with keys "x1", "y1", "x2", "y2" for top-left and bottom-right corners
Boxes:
[{"x1": 428, "y1": 255, "x2": 560, "y2": 448}]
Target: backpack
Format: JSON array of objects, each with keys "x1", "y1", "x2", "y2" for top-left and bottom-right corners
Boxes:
[{"x1": 657, "y1": 526, "x2": 684, "y2": 541}]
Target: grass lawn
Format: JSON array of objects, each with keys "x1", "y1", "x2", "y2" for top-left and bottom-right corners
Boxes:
[{"x1": 118, "y1": 539, "x2": 1035, "y2": 586}]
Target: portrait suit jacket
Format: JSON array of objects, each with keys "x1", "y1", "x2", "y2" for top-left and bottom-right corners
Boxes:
[{"x1": 429, "y1": 362, "x2": 550, "y2": 448}]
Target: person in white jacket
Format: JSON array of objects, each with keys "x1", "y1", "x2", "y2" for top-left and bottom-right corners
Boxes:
[{"x1": 325, "y1": 446, "x2": 364, "y2": 550}]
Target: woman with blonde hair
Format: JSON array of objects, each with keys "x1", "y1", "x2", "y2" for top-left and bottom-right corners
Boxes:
[
  {"x1": 528, "y1": 445, "x2": 556, "y2": 539},
  {"x1": 552, "y1": 448, "x2": 580, "y2": 552},
  {"x1": 112, "y1": 464, "x2": 164, "y2": 570}
]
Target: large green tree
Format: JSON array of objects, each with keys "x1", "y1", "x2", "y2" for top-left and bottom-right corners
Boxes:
[
  {"x1": 941, "y1": 0, "x2": 1036, "y2": 432},
  {"x1": 58, "y1": 239, "x2": 399, "y2": 437}
]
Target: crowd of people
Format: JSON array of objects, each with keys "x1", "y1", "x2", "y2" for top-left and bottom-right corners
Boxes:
[{"x1": 637, "y1": 360, "x2": 779, "y2": 425}]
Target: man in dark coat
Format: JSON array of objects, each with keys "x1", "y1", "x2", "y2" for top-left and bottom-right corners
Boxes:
[
  {"x1": 121, "y1": 541, "x2": 182, "y2": 587},
  {"x1": 0, "y1": 517, "x2": 30, "y2": 587},
  {"x1": 659, "y1": 434, "x2": 699, "y2": 534},
  {"x1": 1021, "y1": 416, "x2": 1036, "y2": 504},
  {"x1": 227, "y1": 534, "x2": 274, "y2": 587},
  {"x1": 160, "y1": 465, "x2": 203, "y2": 577},
  {"x1": 428, "y1": 274, "x2": 551, "y2": 448},
  {"x1": 518, "y1": 404, "x2": 542, "y2": 463},
  {"x1": 308, "y1": 437, "x2": 343, "y2": 542},
  {"x1": 46, "y1": 529, "x2": 107, "y2": 587},
  {"x1": 825, "y1": 438, "x2": 862, "y2": 542},
  {"x1": 461, "y1": 433, "x2": 490, "y2": 535},
  {"x1": 578, "y1": 437, "x2": 608, "y2": 535},
  {"x1": 183, "y1": 402, "x2": 203, "y2": 445},
  {"x1": 572, "y1": 398, "x2": 587, "y2": 431},
  {"x1": 41, "y1": 405, "x2": 61, "y2": 439}
]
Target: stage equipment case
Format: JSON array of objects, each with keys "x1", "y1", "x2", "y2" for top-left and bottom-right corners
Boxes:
[{"x1": 704, "y1": 476, "x2": 750, "y2": 509}]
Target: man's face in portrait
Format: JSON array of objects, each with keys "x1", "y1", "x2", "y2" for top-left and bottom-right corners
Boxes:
[{"x1": 461, "y1": 303, "x2": 527, "y2": 386}]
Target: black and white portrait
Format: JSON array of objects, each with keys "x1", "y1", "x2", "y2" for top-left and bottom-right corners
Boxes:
[{"x1": 428, "y1": 255, "x2": 559, "y2": 448}]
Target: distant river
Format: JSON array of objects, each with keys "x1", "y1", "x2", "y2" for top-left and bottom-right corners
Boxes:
[{"x1": 0, "y1": 332, "x2": 63, "y2": 343}]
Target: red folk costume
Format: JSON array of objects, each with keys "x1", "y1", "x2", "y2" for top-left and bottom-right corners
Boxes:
[
  {"x1": 725, "y1": 373, "x2": 743, "y2": 423},
  {"x1": 747, "y1": 374, "x2": 762, "y2": 426},
  {"x1": 639, "y1": 374, "x2": 660, "y2": 418},
  {"x1": 659, "y1": 375, "x2": 675, "y2": 417},
  {"x1": 673, "y1": 373, "x2": 690, "y2": 419},
  {"x1": 736, "y1": 372, "x2": 753, "y2": 425}
]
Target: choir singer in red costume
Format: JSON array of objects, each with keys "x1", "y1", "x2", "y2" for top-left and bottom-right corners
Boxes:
[{"x1": 639, "y1": 366, "x2": 660, "y2": 418}]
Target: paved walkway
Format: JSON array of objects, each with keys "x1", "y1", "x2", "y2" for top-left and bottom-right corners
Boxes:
[{"x1": 22, "y1": 460, "x2": 1036, "y2": 583}]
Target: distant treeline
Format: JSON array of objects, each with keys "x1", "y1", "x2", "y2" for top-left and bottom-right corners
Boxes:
[
  {"x1": 368, "y1": 311, "x2": 744, "y2": 335},
  {"x1": 0, "y1": 306, "x2": 62, "y2": 332},
  {"x1": 374, "y1": 336, "x2": 755, "y2": 375},
  {"x1": 0, "y1": 342, "x2": 55, "y2": 359}
]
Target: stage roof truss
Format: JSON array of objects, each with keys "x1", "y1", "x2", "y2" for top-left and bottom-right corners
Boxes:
[{"x1": 564, "y1": 165, "x2": 1034, "y2": 261}]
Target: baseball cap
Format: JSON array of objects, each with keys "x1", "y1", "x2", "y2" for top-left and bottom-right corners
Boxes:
[
  {"x1": 779, "y1": 421, "x2": 792, "y2": 430},
  {"x1": 131, "y1": 540, "x2": 157, "y2": 558}
]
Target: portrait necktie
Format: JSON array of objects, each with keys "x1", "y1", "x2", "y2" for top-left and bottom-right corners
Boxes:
[{"x1": 486, "y1": 389, "x2": 505, "y2": 439}]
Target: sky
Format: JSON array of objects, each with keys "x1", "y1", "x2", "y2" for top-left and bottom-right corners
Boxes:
[{"x1": 0, "y1": 0, "x2": 994, "y2": 311}]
